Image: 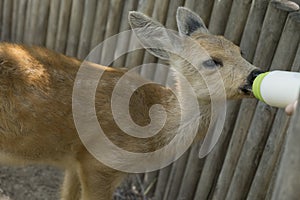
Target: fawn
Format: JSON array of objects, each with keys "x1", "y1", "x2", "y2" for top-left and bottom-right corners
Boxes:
[{"x1": 0, "y1": 7, "x2": 263, "y2": 200}]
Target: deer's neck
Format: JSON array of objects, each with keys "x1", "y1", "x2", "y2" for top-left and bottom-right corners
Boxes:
[{"x1": 96, "y1": 69, "x2": 211, "y2": 152}]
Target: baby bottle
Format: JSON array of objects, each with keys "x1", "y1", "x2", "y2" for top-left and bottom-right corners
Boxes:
[{"x1": 252, "y1": 70, "x2": 300, "y2": 108}]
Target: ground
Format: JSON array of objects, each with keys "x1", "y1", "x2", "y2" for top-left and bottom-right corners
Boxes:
[
  {"x1": 0, "y1": 166, "x2": 151, "y2": 200},
  {"x1": 0, "y1": 166, "x2": 62, "y2": 200}
]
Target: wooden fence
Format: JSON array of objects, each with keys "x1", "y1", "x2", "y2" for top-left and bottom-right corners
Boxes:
[{"x1": 0, "y1": 0, "x2": 300, "y2": 200}]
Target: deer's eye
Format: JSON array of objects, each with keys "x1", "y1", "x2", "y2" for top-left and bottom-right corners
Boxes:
[{"x1": 203, "y1": 58, "x2": 223, "y2": 68}]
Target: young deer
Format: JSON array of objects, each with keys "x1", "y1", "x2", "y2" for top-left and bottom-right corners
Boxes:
[{"x1": 0, "y1": 7, "x2": 263, "y2": 200}]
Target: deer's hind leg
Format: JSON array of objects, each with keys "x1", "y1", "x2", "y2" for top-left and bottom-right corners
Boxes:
[
  {"x1": 61, "y1": 169, "x2": 81, "y2": 200},
  {"x1": 77, "y1": 153, "x2": 125, "y2": 200}
]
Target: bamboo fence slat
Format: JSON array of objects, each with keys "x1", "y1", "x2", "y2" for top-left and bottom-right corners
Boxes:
[
  {"x1": 163, "y1": 149, "x2": 190, "y2": 200},
  {"x1": 225, "y1": 102, "x2": 277, "y2": 200},
  {"x1": 23, "y1": 0, "x2": 32, "y2": 43},
  {"x1": 88, "y1": 0, "x2": 110, "y2": 64},
  {"x1": 35, "y1": 0, "x2": 50, "y2": 46},
  {"x1": 240, "y1": 0, "x2": 271, "y2": 62},
  {"x1": 100, "y1": 0, "x2": 124, "y2": 65},
  {"x1": 45, "y1": 0, "x2": 60, "y2": 49},
  {"x1": 77, "y1": 0, "x2": 98, "y2": 60},
  {"x1": 153, "y1": 164, "x2": 173, "y2": 200},
  {"x1": 213, "y1": 0, "x2": 271, "y2": 196},
  {"x1": 11, "y1": 0, "x2": 18, "y2": 42},
  {"x1": 184, "y1": 0, "x2": 214, "y2": 26},
  {"x1": 65, "y1": 0, "x2": 84, "y2": 57},
  {"x1": 140, "y1": 0, "x2": 170, "y2": 81},
  {"x1": 112, "y1": 0, "x2": 139, "y2": 68},
  {"x1": 143, "y1": 1, "x2": 172, "y2": 198},
  {"x1": 214, "y1": 3, "x2": 298, "y2": 199},
  {"x1": 124, "y1": 0, "x2": 155, "y2": 69},
  {"x1": 268, "y1": 43, "x2": 300, "y2": 199},
  {"x1": 224, "y1": 0, "x2": 253, "y2": 44},
  {"x1": 193, "y1": 0, "x2": 214, "y2": 26},
  {"x1": 246, "y1": 109, "x2": 290, "y2": 200},
  {"x1": 54, "y1": 0, "x2": 72, "y2": 53},
  {"x1": 208, "y1": 0, "x2": 234, "y2": 35},
  {"x1": 184, "y1": 0, "x2": 194, "y2": 9},
  {"x1": 194, "y1": 101, "x2": 241, "y2": 200},
  {"x1": 225, "y1": 3, "x2": 299, "y2": 199},
  {"x1": 253, "y1": 0, "x2": 298, "y2": 71},
  {"x1": 89, "y1": 0, "x2": 109, "y2": 50},
  {"x1": 264, "y1": 50, "x2": 300, "y2": 199},
  {"x1": 151, "y1": 0, "x2": 179, "y2": 190},
  {"x1": 0, "y1": 0, "x2": 3, "y2": 40},
  {"x1": 269, "y1": 12, "x2": 300, "y2": 70},
  {"x1": 1, "y1": 0, "x2": 13, "y2": 41},
  {"x1": 25, "y1": 0, "x2": 39, "y2": 44},
  {"x1": 195, "y1": 2, "x2": 262, "y2": 197},
  {"x1": 271, "y1": 96, "x2": 300, "y2": 200},
  {"x1": 248, "y1": 42, "x2": 300, "y2": 199},
  {"x1": 15, "y1": 0, "x2": 27, "y2": 43},
  {"x1": 176, "y1": 143, "x2": 205, "y2": 200},
  {"x1": 153, "y1": 0, "x2": 184, "y2": 86}
]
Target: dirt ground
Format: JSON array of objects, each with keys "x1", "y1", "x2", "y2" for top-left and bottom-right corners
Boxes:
[
  {"x1": 0, "y1": 166, "x2": 62, "y2": 200},
  {"x1": 0, "y1": 166, "x2": 150, "y2": 200}
]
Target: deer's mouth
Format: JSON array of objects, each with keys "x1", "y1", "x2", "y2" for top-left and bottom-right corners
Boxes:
[
  {"x1": 239, "y1": 69, "x2": 265, "y2": 96},
  {"x1": 238, "y1": 84, "x2": 253, "y2": 96}
]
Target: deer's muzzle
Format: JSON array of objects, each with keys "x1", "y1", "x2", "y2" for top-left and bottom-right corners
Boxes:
[{"x1": 239, "y1": 69, "x2": 265, "y2": 95}]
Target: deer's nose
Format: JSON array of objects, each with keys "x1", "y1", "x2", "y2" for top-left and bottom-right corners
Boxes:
[
  {"x1": 247, "y1": 69, "x2": 265, "y2": 85},
  {"x1": 239, "y1": 69, "x2": 265, "y2": 95}
]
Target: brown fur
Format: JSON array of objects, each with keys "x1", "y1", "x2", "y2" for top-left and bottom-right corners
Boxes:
[{"x1": 0, "y1": 8, "x2": 260, "y2": 200}]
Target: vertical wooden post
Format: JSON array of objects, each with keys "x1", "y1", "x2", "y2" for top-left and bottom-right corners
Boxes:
[
  {"x1": 55, "y1": 0, "x2": 72, "y2": 53},
  {"x1": 225, "y1": 2, "x2": 299, "y2": 200},
  {"x1": 194, "y1": 101, "x2": 241, "y2": 200},
  {"x1": 152, "y1": 0, "x2": 186, "y2": 195},
  {"x1": 100, "y1": 0, "x2": 125, "y2": 65},
  {"x1": 164, "y1": 149, "x2": 190, "y2": 200},
  {"x1": 271, "y1": 95, "x2": 300, "y2": 200},
  {"x1": 25, "y1": 0, "x2": 39, "y2": 44},
  {"x1": 112, "y1": 0, "x2": 138, "y2": 68},
  {"x1": 0, "y1": 0, "x2": 3, "y2": 41},
  {"x1": 11, "y1": 0, "x2": 18, "y2": 42},
  {"x1": 176, "y1": 143, "x2": 205, "y2": 200},
  {"x1": 15, "y1": 0, "x2": 27, "y2": 43},
  {"x1": 45, "y1": 0, "x2": 60, "y2": 49},
  {"x1": 253, "y1": 0, "x2": 298, "y2": 71},
  {"x1": 213, "y1": 1, "x2": 295, "y2": 198},
  {"x1": 65, "y1": 0, "x2": 84, "y2": 57},
  {"x1": 184, "y1": 0, "x2": 214, "y2": 27},
  {"x1": 224, "y1": 0, "x2": 253, "y2": 44},
  {"x1": 250, "y1": 13, "x2": 300, "y2": 200},
  {"x1": 89, "y1": 0, "x2": 109, "y2": 49},
  {"x1": 241, "y1": 0, "x2": 271, "y2": 61},
  {"x1": 209, "y1": 0, "x2": 233, "y2": 35},
  {"x1": 194, "y1": 0, "x2": 260, "y2": 198},
  {"x1": 77, "y1": 0, "x2": 98, "y2": 60},
  {"x1": 1, "y1": 0, "x2": 13, "y2": 41},
  {"x1": 124, "y1": 0, "x2": 155, "y2": 69},
  {"x1": 140, "y1": 0, "x2": 170, "y2": 81},
  {"x1": 35, "y1": 0, "x2": 50, "y2": 46},
  {"x1": 266, "y1": 37, "x2": 300, "y2": 200}
]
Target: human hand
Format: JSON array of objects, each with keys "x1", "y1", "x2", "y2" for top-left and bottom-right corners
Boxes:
[{"x1": 285, "y1": 101, "x2": 298, "y2": 116}]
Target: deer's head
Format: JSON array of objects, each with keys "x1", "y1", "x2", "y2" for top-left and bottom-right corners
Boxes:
[{"x1": 129, "y1": 7, "x2": 263, "y2": 103}]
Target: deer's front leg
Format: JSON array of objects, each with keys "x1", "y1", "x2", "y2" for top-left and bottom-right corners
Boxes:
[
  {"x1": 77, "y1": 153, "x2": 125, "y2": 200},
  {"x1": 61, "y1": 169, "x2": 81, "y2": 200}
]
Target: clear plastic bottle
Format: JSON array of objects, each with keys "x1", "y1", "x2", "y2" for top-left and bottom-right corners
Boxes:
[{"x1": 252, "y1": 70, "x2": 300, "y2": 108}]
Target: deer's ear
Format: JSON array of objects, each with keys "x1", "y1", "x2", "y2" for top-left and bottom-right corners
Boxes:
[
  {"x1": 176, "y1": 7, "x2": 209, "y2": 36},
  {"x1": 128, "y1": 11, "x2": 171, "y2": 60}
]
